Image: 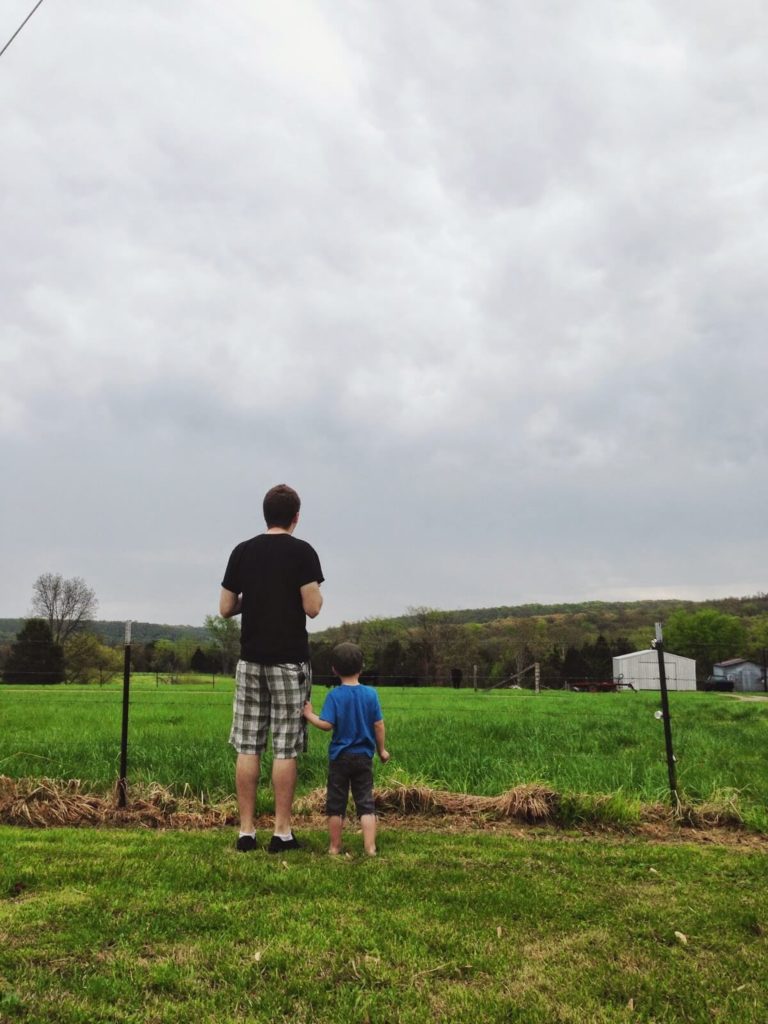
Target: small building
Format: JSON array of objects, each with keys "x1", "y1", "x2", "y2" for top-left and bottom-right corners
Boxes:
[
  {"x1": 612, "y1": 650, "x2": 697, "y2": 691},
  {"x1": 712, "y1": 659, "x2": 765, "y2": 693}
]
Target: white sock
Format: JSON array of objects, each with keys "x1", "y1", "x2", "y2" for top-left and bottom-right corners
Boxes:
[
  {"x1": 239, "y1": 831, "x2": 256, "y2": 839},
  {"x1": 274, "y1": 832, "x2": 293, "y2": 841}
]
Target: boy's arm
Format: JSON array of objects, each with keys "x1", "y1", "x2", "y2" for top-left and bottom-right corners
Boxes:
[
  {"x1": 303, "y1": 701, "x2": 333, "y2": 731},
  {"x1": 374, "y1": 719, "x2": 390, "y2": 762}
]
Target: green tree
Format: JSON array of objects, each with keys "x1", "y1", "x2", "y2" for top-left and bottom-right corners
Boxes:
[
  {"x1": 746, "y1": 615, "x2": 768, "y2": 663},
  {"x1": 205, "y1": 615, "x2": 240, "y2": 674},
  {"x1": 406, "y1": 607, "x2": 462, "y2": 685},
  {"x1": 190, "y1": 647, "x2": 218, "y2": 673},
  {"x1": 562, "y1": 646, "x2": 591, "y2": 683},
  {"x1": 582, "y1": 635, "x2": 613, "y2": 681},
  {"x1": 3, "y1": 619, "x2": 64, "y2": 684},
  {"x1": 152, "y1": 638, "x2": 194, "y2": 682},
  {"x1": 63, "y1": 633, "x2": 122, "y2": 684},
  {"x1": 664, "y1": 610, "x2": 747, "y2": 669},
  {"x1": 377, "y1": 638, "x2": 410, "y2": 683}
]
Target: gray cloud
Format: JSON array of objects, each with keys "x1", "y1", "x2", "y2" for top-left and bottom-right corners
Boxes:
[{"x1": 1, "y1": 0, "x2": 765, "y2": 626}]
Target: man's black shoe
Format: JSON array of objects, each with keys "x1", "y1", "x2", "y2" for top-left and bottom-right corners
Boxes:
[
  {"x1": 267, "y1": 835, "x2": 301, "y2": 854},
  {"x1": 236, "y1": 834, "x2": 257, "y2": 852}
]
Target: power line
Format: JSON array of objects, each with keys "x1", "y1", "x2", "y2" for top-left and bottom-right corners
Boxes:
[{"x1": 0, "y1": 0, "x2": 47, "y2": 62}]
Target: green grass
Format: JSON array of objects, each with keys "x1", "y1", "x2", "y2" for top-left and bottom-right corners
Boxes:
[
  {"x1": 1, "y1": 680, "x2": 767, "y2": 829},
  {"x1": 1, "y1": 826, "x2": 766, "y2": 1023}
]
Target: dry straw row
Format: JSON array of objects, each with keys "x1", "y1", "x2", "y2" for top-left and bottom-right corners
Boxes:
[
  {"x1": 0, "y1": 775, "x2": 237, "y2": 830},
  {"x1": 0, "y1": 775, "x2": 748, "y2": 832},
  {"x1": 0, "y1": 775, "x2": 559, "y2": 829}
]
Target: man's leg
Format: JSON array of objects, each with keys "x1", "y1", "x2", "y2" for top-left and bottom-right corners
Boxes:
[
  {"x1": 236, "y1": 753, "x2": 261, "y2": 834},
  {"x1": 229, "y1": 660, "x2": 269, "y2": 845},
  {"x1": 268, "y1": 662, "x2": 310, "y2": 841},
  {"x1": 272, "y1": 756, "x2": 297, "y2": 836}
]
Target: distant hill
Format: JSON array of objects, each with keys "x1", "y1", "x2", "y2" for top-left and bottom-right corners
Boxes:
[
  {"x1": 0, "y1": 619, "x2": 209, "y2": 646},
  {"x1": 313, "y1": 592, "x2": 768, "y2": 641},
  {"x1": 2, "y1": 591, "x2": 766, "y2": 649}
]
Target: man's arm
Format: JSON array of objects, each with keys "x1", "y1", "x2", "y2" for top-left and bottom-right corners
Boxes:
[
  {"x1": 219, "y1": 588, "x2": 242, "y2": 618},
  {"x1": 300, "y1": 581, "x2": 323, "y2": 619},
  {"x1": 374, "y1": 720, "x2": 390, "y2": 762}
]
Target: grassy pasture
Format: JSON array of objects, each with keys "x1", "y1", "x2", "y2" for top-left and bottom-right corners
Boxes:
[
  {"x1": 1, "y1": 827, "x2": 767, "y2": 1023},
  {"x1": 1, "y1": 678, "x2": 766, "y2": 828}
]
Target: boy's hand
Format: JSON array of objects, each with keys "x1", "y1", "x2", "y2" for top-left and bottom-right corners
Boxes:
[
  {"x1": 303, "y1": 701, "x2": 314, "y2": 720},
  {"x1": 379, "y1": 749, "x2": 390, "y2": 763}
]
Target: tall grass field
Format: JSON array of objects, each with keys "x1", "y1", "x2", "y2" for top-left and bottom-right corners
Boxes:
[{"x1": 1, "y1": 678, "x2": 766, "y2": 828}]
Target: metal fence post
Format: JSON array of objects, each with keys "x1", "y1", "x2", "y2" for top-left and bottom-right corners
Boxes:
[
  {"x1": 117, "y1": 621, "x2": 132, "y2": 808},
  {"x1": 654, "y1": 622, "x2": 679, "y2": 807}
]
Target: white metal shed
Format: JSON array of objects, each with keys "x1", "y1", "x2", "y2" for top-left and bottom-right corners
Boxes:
[
  {"x1": 612, "y1": 650, "x2": 697, "y2": 691},
  {"x1": 712, "y1": 659, "x2": 765, "y2": 693}
]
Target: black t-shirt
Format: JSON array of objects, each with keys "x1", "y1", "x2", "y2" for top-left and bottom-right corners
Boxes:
[{"x1": 221, "y1": 534, "x2": 324, "y2": 664}]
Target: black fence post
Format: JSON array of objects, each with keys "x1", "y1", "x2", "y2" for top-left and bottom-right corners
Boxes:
[
  {"x1": 653, "y1": 622, "x2": 679, "y2": 807},
  {"x1": 117, "y1": 621, "x2": 132, "y2": 808}
]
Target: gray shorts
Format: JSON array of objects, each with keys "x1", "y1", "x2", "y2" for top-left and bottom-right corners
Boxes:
[
  {"x1": 229, "y1": 660, "x2": 311, "y2": 758},
  {"x1": 326, "y1": 754, "x2": 375, "y2": 817}
]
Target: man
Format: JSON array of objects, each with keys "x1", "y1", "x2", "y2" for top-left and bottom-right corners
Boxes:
[{"x1": 220, "y1": 483, "x2": 323, "y2": 853}]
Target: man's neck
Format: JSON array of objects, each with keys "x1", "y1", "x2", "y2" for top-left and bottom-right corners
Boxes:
[{"x1": 339, "y1": 677, "x2": 360, "y2": 686}]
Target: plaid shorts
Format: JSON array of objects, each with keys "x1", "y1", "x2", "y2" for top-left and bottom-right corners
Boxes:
[{"x1": 229, "y1": 660, "x2": 311, "y2": 758}]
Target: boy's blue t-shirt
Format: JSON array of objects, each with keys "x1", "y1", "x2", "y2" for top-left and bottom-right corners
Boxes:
[{"x1": 319, "y1": 684, "x2": 383, "y2": 760}]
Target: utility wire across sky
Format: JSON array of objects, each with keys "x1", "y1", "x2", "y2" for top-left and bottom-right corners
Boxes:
[{"x1": 0, "y1": 0, "x2": 46, "y2": 62}]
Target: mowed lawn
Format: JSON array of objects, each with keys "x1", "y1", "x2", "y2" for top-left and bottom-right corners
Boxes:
[
  {"x1": 1, "y1": 681, "x2": 767, "y2": 828},
  {"x1": 1, "y1": 826, "x2": 767, "y2": 1024}
]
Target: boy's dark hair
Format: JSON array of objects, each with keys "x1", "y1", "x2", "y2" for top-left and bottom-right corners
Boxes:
[
  {"x1": 263, "y1": 484, "x2": 301, "y2": 528},
  {"x1": 332, "y1": 642, "x2": 364, "y2": 677}
]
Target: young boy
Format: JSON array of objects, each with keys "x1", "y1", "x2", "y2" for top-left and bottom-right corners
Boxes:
[{"x1": 303, "y1": 642, "x2": 390, "y2": 855}]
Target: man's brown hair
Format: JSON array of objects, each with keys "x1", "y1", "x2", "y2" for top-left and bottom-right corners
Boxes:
[{"x1": 263, "y1": 484, "x2": 301, "y2": 528}]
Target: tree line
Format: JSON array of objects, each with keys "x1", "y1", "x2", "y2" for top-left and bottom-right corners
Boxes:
[
  {"x1": 3, "y1": 575, "x2": 766, "y2": 686},
  {"x1": 0, "y1": 574, "x2": 240, "y2": 684},
  {"x1": 310, "y1": 604, "x2": 768, "y2": 687}
]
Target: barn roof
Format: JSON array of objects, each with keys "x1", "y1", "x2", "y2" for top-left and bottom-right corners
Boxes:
[{"x1": 613, "y1": 649, "x2": 696, "y2": 663}]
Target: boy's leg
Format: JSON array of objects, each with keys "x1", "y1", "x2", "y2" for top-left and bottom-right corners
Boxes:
[
  {"x1": 360, "y1": 814, "x2": 377, "y2": 856},
  {"x1": 328, "y1": 815, "x2": 344, "y2": 854},
  {"x1": 326, "y1": 757, "x2": 351, "y2": 854},
  {"x1": 350, "y1": 757, "x2": 377, "y2": 855}
]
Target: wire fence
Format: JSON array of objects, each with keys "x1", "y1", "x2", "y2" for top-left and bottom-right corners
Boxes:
[
  {"x1": 3, "y1": 630, "x2": 767, "y2": 815},
  {"x1": 3, "y1": 670, "x2": 767, "y2": 821}
]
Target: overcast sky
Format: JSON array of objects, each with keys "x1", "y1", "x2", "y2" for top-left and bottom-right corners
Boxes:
[{"x1": 1, "y1": 0, "x2": 766, "y2": 629}]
